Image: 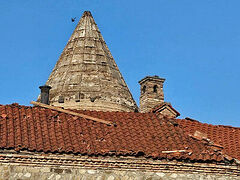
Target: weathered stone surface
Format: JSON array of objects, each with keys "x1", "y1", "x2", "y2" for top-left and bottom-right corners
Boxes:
[
  {"x1": 41, "y1": 11, "x2": 138, "y2": 112},
  {"x1": 24, "y1": 172, "x2": 31, "y2": 178},
  {"x1": 139, "y1": 76, "x2": 165, "y2": 112},
  {"x1": 0, "y1": 154, "x2": 239, "y2": 180},
  {"x1": 1, "y1": 166, "x2": 239, "y2": 180}
]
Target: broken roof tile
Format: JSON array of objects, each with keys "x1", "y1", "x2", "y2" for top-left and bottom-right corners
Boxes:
[{"x1": 178, "y1": 118, "x2": 240, "y2": 162}]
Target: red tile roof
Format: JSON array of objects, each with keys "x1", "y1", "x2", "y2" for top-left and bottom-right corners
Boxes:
[
  {"x1": 0, "y1": 104, "x2": 237, "y2": 164},
  {"x1": 178, "y1": 118, "x2": 240, "y2": 162}
]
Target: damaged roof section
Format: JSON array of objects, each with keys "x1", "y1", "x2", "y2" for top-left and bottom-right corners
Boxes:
[
  {"x1": 0, "y1": 103, "x2": 238, "y2": 164},
  {"x1": 178, "y1": 118, "x2": 240, "y2": 163}
]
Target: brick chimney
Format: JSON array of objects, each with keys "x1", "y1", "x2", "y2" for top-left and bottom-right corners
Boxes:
[{"x1": 139, "y1": 76, "x2": 165, "y2": 113}]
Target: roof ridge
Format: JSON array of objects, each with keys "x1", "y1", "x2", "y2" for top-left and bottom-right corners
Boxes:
[
  {"x1": 0, "y1": 103, "x2": 149, "y2": 115},
  {"x1": 216, "y1": 124, "x2": 240, "y2": 129},
  {"x1": 183, "y1": 117, "x2": 240, "y2": 129}
]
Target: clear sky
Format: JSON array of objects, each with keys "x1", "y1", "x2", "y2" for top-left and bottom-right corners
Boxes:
[{"x1": 0, "y1": 0, "x2": 239, "y2": 127}]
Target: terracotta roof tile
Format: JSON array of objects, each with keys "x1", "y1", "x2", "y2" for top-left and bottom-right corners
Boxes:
[
  {"x1": 0, "y1": 104, "x2": 237, "y2": 164},
  {"x1": 178, "y1": 117, "x2": 240, "y2": 161}
]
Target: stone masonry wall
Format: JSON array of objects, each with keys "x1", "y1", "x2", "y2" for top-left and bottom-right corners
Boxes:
[
  {"x1": 0, "y1": 151, "x2": 239, "y2": 180},
  {"x1": 1, "y1": 164, "x2": 240, "y2": 180}
]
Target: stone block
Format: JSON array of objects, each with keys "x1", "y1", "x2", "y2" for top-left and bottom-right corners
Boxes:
[
  {"x1": 87, "y1": 169, "x2": 97, "y2": 174},
  {"x1": 56, "y1": 174, "x2": 62, "y2": 180},
  {"x1": 53, "y1": 168, "x2": 64, "y2": 174},
  {"x1": 24, "y1": 172, "x2": 31, "y2": 178},
  {"x1": 41, "y1": 167, "x2": 51, "y2": 173},
  {"x1": 27, "y1": 167, "x2": 41, "y2": 173}
]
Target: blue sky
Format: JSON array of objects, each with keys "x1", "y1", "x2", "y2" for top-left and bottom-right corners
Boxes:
[{"x1": 0, "y1": 0, "x2": 240, "y2": 127}]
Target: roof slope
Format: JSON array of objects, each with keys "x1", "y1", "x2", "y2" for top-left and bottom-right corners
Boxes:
[
  {"x1": 178, "y1": 118, "x2": 240, "y2": 161},
  {"x1": 44, "y1": 11, "x2": 137, "y2": 112},
  {"x1": 0, "y1": 104, "x2": 234, "y2": 163}
]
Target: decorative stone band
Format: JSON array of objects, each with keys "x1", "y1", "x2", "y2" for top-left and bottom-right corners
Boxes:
[{"x1": 0, "y1": 151, "x2": 239, "y2": 176}]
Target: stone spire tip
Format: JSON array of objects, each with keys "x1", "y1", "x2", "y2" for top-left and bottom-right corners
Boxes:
[{"x1": 83, "y1": 11, "x2": 92, "y2": 17}]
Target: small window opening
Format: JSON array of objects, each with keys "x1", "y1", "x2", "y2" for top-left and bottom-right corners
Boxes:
[
  {"x1": 142, "y1": 85, "x2": 146, "y2": 94},
  {"x1": 153, "y1": 85, "x2": 158, "y2": 93},
  {"x1": 58, "y1": 96, "x2": 64, "y2": 103}
]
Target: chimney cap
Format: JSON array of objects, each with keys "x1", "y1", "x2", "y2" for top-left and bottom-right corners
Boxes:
[
  {"x1": 138, "y1": 76, "x2": 165, "y2": 85},
  {"x1": 39, "y1": 85, "x2": 52, "y2": 90}
]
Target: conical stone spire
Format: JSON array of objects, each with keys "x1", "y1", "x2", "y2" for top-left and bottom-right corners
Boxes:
[{"x1": 43, "y1": 11, "x2": 138, "y2": 112}]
